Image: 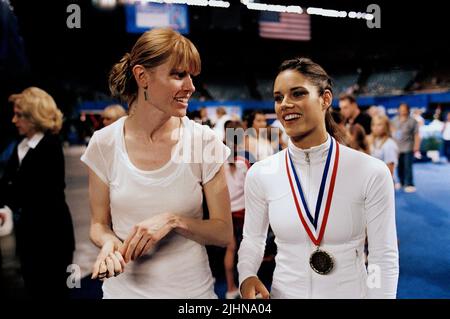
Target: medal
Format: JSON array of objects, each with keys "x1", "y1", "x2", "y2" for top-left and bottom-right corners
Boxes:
[
  {"x1": 285, "y1": 137, "x2": 340, "y2": 275},
  {"x1": 309, "y1": 247, "x2": 335, "y2": 275}
]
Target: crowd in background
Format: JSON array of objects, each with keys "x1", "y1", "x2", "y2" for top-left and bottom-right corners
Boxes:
[{"x1": 1, "y1": 87, "x2": 449, "y2": 299}]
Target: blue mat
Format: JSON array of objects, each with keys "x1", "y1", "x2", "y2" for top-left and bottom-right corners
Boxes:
[{"x1": 396, "y1": 162, "x2": 450, "y2": 298}]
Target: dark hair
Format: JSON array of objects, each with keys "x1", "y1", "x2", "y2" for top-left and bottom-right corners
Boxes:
[
  {"x1": 223, "y1": 120, "x2": 245, "y2": 167},
  {"x1": 109, "y1": 28, "x2": 201, "y2": 107},
  {"x1": 278, "y1": 57, "x2": 346, "y2": 143},
  {"x1": 399, "y1": 102, "x2": 410, "y2": 112},
  {"x1": 349, "y1": 124, "x2": 370, "y2": 154},
  {"x1": 338, "y1": 93, "x2": 357, "y2": 104},
  {"x1": 247, "y1": 110, "x2": 266, "y2": 128},
  {"x1": 331, "y1": 110, "x2": 345, "y2": 125}
]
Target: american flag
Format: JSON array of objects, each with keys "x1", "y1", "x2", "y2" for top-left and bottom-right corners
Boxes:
[{"x1": 259, "y1": 11, "x2": 311, "y2": 41}]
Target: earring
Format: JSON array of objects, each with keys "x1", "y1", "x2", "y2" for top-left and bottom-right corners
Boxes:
[{"x1": 144, "y1": 86, "x2": 148, "y2": 101}]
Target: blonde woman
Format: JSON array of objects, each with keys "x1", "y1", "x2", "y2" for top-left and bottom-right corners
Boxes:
[
  {"x1": 102, "y1": 104, "x2": 126, "y2": 127},
  {"x1": 370, "y1": 115, "x2": 399, "y2": 177},
  {"x1": 0, "y1": 87, "x2": 75, "y2": 298},
  {"x1": 81, "y1": 28, "x2": 232, "y2": 298}
]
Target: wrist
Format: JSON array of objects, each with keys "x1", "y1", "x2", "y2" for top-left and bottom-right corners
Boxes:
[
  {"x1": 102, "y1": 237, "x2": 122, "y2": 250},
  {"x1": 170, "y1": 215, "x2": 190, "y2": 235},
  {"x1": 241, "y1": 276, "x2": 258, "y2": 287},
  {"x1": 169, "y1": 214, "x2": 182, "y2": 229}
]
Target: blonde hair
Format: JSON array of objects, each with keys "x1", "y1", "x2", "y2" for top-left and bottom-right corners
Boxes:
[
  {"x1": 372, "y1": 115, "x2": 392, "y2": 138},
  {"x1": 103, "y1": 104, "x2": 127, "y2": 122},
  {"x1": 109, "y1": 28, "x2": 201, "y2": 107},
  {"x1": 9, "y1": 87, "x2": 63, "y2": 134}
]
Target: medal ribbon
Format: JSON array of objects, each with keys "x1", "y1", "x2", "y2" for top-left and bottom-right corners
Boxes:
[{"x1": 285, "y1": 137, "x2": 340, "y2": 246}]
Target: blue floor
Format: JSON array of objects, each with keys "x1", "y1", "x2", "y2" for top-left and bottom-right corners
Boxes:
[{"x1": 395, "y1": 162, "x2": 450, "y2": 298}]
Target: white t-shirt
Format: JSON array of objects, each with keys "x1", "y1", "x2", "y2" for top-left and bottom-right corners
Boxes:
[
  {"x1": 238, "y1": 135, "x2": 399, "y2": 298},
  {"x1": 371, "y1": 137, "x2": 399, "y2": 166},
  {"x1": 81, "y1": 116, "x2": 230, "y2": 298}
]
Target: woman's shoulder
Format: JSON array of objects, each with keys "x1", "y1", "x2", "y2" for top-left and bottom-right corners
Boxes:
[
  {"x1": 183, "y1": 117, "x2": 216, "y2": 139},
  {"x1": 247, "y1": 149, "x2": 285, "y2": 178},
  {"x1": 383, "y1": 138, "x2": 398, "y2": 149},
  {"x1": 36, "y1": 133, "x2": 63, "y2": 154},
  {"x1": 91, "y1": 117, "x2": 125, "y2": 146},
  {"x1": 339, "y1": 143, "x2": 387, "y2": 172}
]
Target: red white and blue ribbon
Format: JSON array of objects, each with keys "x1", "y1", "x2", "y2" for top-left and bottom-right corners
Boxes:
[{"x1": 285, "y1": 137, "x2": 340, "y2": 246}]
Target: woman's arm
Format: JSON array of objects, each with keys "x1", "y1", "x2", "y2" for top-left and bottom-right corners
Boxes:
[
  {"x1": 237, "y1": 164, "x2": 270, "y2": 298},
  {"x1": 120, "y1": 166, "x2": 233, "y2": 262},
  {"x1": 88, "y1": 168, "x2": 125, "y2": 279},
  {"x1": 365, "y1": 163, "x2": 399, "y2": 298},
  {"x1": 88, "y1": 168, "x2": 122, "y2": 249},
  {"x1": 172, "y1": 166, "x2": 233, "y2": 247},
  {"x1": 386, "y1": 162, "x2": 395, "y2": 177}
]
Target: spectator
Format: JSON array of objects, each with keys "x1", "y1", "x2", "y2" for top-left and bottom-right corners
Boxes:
[
  {"x1": 443, "y1": 112, "x2": 450, "y2": 162},
  {"x1": 349, "y1": 123, "x2": 370, "y2": 154},
  {"x1": 102, "y1": 104, "x2": 126, "y2": 127},
  {"x1": 199, "y1": 106, "x2": 213, "y2": 128},
  {"x1": 0, "y1": 87, "x2": 75, "y2": 298},
  {"x1": 370, "y1": 115, "x2": 399, "y2": 177},
  {"x1": 339, "y1": 93, "x2": 372, "y2": 134},
  {"x1": 213, "y1": 107, "x2": 231, "y2": 141},
  {"x1": 391, "y1": 103, "x2": 420, "y2": 192}
]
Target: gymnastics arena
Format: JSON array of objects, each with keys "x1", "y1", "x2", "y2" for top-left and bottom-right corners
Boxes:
[{"x1": 0, "y1": 0, "x2": 449, "y2": 302}]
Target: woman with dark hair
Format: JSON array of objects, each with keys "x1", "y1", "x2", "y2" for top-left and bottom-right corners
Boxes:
[
  {"x1": 81, "y1": 28, "x2": 232, "y2": 298},
  {"x1": 238, "y1": 57, "x2": 398, "y2": 299},
  {"x1": 349, "y1": 123, "x2": 370, "y2": 154}
]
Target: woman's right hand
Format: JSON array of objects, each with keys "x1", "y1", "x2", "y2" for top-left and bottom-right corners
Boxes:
[
  {"x1": 91, "y1": 240, "x2": 126, "y2": 280},
  {"x1": 240, "y1": 276, "x2": 270, "y2": 299},
  {"x1": 119, "y1": 213, "x2": 177, "y2": 262}
]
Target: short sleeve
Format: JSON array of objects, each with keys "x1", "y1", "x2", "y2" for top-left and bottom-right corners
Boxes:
[
  {"x1": 201, "y1": 127, "x2": 231, "y2": 184},
  {"x1": 80, "y1": 132, "x2": 109, "y2": 184},
  {"x1": 383, "y1": 139, "x2": 399, "y2": 166},
  {"x1": 412, "y1": 119, "x2": 419, "y2": 135}
]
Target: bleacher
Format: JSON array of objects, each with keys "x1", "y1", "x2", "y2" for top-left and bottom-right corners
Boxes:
[
  {"x1": 330, "y1": 73, "x2": 360, "y2": 95},
  {"x1": 363, "y1": 69, "x2": 418, "y2": 95},
  {"x1": 410, "y1": 66, "x2": 450, "y2": 92},
  {"x1": 204, "y1": 79, "x2": 252, "y2": 101},
  {"x1": 256, "y1": 78, "x2": 274, "y2": 101}
]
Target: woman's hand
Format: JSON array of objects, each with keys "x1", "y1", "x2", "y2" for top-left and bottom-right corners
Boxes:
[
  {"x1": 120, "y1": 213, "x2": 177, "y2": 262},
  {"x1": 92, "y1": 240, "x2": 126, "y2": 280},
  {"x1": 240, "y1": 276, "x2": 270, "y2": 299}
]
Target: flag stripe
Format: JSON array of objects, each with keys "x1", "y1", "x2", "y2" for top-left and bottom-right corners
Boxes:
[{"x1": 259, "y1": 12, "x2": 311, "y2": 41}]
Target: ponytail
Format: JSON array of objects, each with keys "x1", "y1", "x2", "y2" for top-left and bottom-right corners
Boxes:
[{"x1": 108, "y1": 53, "x2": 137, "y2": 106}]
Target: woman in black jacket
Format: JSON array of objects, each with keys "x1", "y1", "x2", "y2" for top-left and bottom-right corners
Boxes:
[{"x1": 0, "y1": 87, "x2": 75, "y2": 298}]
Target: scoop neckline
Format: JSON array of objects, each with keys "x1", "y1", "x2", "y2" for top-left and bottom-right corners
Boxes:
[{"x1": 119, "y1": 116, "x2": 185, "y2": 175}]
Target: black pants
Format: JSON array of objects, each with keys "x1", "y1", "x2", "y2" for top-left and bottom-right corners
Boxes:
[
  {"x1": 20, "y1": 250, "x2": 74, "y2": 299},
  {"x1": 444, "y1": 140, "x2": 450, "y2": 162},
  {"x1": 398, "y1": 151, "x2": 414, "y2": 187}
]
